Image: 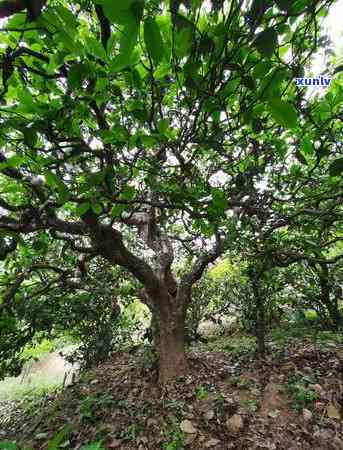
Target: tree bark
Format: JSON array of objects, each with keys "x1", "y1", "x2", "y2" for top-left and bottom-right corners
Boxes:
[
  {"x1": 152, "y1": 302, "x2": 187, "y2": 384},
  {"x1": 252, "y1": 274, "x2": 266, "y2": 356},
  {"x1": 85, "y1": 218, "x2": 224, "y2": 383},
  {"x1": 158, "y1": 315, "x2": 187, "y2": 384},
  {"x1": 256, "y1": 297, "x2": 266, "y2": 356}
]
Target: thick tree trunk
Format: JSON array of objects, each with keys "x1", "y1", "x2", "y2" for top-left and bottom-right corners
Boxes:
[{"x1": 152, "y1": 303, "x2": 187, "y2": 384}]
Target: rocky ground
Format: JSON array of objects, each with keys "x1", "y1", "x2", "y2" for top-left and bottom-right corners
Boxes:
[{"x1": 0, "y1": 332, "x2": 342, "y2": 449}]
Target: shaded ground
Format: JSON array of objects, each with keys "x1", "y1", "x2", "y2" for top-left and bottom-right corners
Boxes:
[{"x1": 0, "y1": 333, "x2": 342, "y2": 449}]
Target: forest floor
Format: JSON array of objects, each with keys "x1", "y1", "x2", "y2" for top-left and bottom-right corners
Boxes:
[{"x1": 0, "y1": 328, "x2": 342, "y2": 450}]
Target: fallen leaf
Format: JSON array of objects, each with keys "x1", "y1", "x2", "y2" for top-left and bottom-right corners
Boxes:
[
  {"x1": 180, "y1": 419, "x2": 197, "y2": 434},
  {"x1": 184, "y1": 433, "x2": 197, "y2": 445},
  {"x1": 312, "y1": 384, "x2": 324, "y2": 396},
  {"x1": 332, "y1": 437, "x2": 343, "y2": 449},
  {"x1": 268, "y1": 410, "x2": 280, "y2": 419},
  {"x1": 35, "y1": 433, "x2": 48, "y2": 440},
  {"x1": 327, "y1": 403, "x2": 341, "y2": 419},
  {"x1": 205, "y1": 438, "x2": 221, "y2": 447},
  {"x1": 280, "y1": 362, "x2": 297, "y2": 372},
  {"x1": 108, "y1": 438, "x2": 122, "y2": 448},
  {"x1": 303, "y1": 408, "x2": 313, "y2": 421},
  {"x1": 303, "y1": 366, "x2": 312, "y2": 374},
  {"x1": 315, "y1": 401, "x2": 325, "y2": 411}
]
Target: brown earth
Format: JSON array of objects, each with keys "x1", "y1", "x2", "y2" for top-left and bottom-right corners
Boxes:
[{"x1": 0, "y1": 338, "x2": 342, "y2": 449}]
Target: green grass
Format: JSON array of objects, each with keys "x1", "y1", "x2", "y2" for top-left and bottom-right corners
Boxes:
[
  {"x1": 0, "y1": 337, "x2": 78, "y2": 402},
  {"x1": 284, "y1": 373, "x2": 318, "y2": 412},
  {"x1": 200, "y1": 324, "x2": 342, "y2": 358},
  {"x1": 200, "y1": 334, "x2": 256, "y2": 354},
  {"x1": 0, "y1": 374, "x2": 61, "y2": 402},
  {"x1": 271, "y1": 324, "x2": 343, "y2": 348},
  {"x1": 21, "y1": 338, "x2": 54, "y2": 361}
]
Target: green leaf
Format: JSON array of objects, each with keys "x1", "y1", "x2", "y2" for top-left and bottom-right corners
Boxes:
[
  {"x1": 174, "y1": 24, "x2": 193, "y2": 58},
  {"x1": 210, "y1": 188, "x2": 228, "y2": 214},
  {"x1": 76, "y1": 202, "x2": 91, "y2": 216},
  {"x1": 154, "y1": 63, "x2": 171, "y2": 79},
  {"x1": 109, "y1": 49, "x2": 140, "y2": 73},
  {"x1": 87, "y1": 171, "x2": 105, "y2": 186},
  {"x1": 242, "y1": 76, "x2": 256, "y2": 90},
  {"x1": 0, "y1": 441, "x2": 17, "y2": 450},
  {"x1": 275, "y1": 0, "x2": 291, "y2": 11},
  {"x1": 254, "y1": 28, "x2": 278, "y2": 58},
  {"x1": 5, "y1": 155, "x2": 24, "y2": 168},
  {"x1": 17, "y1": 89, "x2": 40, "y2": 113},
  {"x1": 111, "y1": 204, "x2": 126, "y2": 218},
  {"x1": 295, "y1": 149, "x2": 307, "y2": 165},
  {"x1": 23, "y1": 127, "x2": 37, "y2": 147},
  {"x1": 144, "y1": 16, "x2": 165, "y2": 65},
  {"x1": 44, "y1": 172, "x2": 69, "y2": 203},
  {"x1": 268, "y1": 98, "x2": 297, "y2": 129},
  {"x1": 92, "y1": 203, "x2": 103, "y2": 215},
  {"x1": 45, "y1": 171, "x2": 61, "y2": 188},
  {"x1": 85, "y1": 36, "x2": 108, "y2": 60},
  {"x1": 58, "y1": 185, "x2": 70, "y2": 204},
  {"x1": 333, "y1": 64, "x2": 343, "y2": 75},
  {"x1": 120, "y1": 20, "x2": 140, "y2": 56},
  {"x1": 157, "y1": 119, "x2": 170, "y2": 134},
  {"x1": 99, "y1": 0, "x2": 138, "y2": 24},
  {"x1": 329, "y1": 157, "x2": 343, "y2": 177},
  {"x1": 253, "y1": 61, "x2": 271, "y2": 79},
  {"x1": 80, "y1": 442, "x2": 105, "y2": 450},
  {"x1": 121, "y1": 186, "x2": 136, "y2": 200},
  {"x1": 301, "y1": 137, "x2": 314, "y2": 156},
  {"x1": 47, "y1": 426, "x2": 72, "y2": 450},
  {"x1": 67, "y1": 63, "x2": 88, "y2": 90}
]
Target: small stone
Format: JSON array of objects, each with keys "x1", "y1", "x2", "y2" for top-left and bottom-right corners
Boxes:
[
  {"x1": 226, "y1": 414, "x2": 243, "y2": 433},
  {"x1": 303, "y1": 366, "x2": 312, "y2": 374},
  {"x1": 180, "y1": 419, "x2": 197, "y2": 434},
  {"x1": 205, "y1": 438, "x2": 221, "y2": 447},
  {"x1": 90, "y1": 379, "x2": 99, "y2": 384},
  {"x1": 303, "y1": 408, "x2": 313, "y2": 421},
  {"x1": 203, "y1": 410, "x2": 215, "y2": 420},
  {"x1": 108, "y1": 439, "x2": 122, "y2": 448}
]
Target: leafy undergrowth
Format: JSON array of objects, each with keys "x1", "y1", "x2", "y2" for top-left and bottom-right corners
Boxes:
[{"x1": 0, "y1": 333, "x2": 342, "y2": 450}]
